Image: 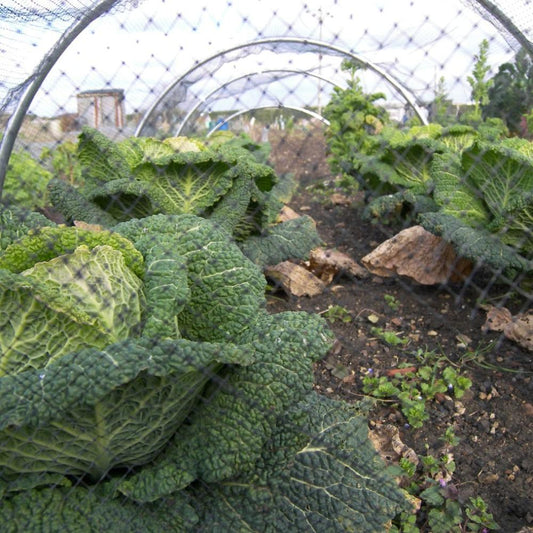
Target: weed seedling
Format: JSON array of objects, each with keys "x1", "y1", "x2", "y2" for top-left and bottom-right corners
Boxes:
[
  {"x1": 370, "y1": 326, "x2": 408, "y2": 346},
  {"x1": 321, "y1": 304, "x2": 352, "y2": 324},
  {"x1": 362, "y1": 348, "x2": 472, "y2": 428},
  {"x1": 384, "y1": 293, "x2": 400, "y2": 310},
  {"x1": 390, "y1": 427, "x2": 499, "y2": 532}
]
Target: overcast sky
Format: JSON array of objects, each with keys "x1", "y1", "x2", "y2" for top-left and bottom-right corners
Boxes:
[{"x1": 0, "y1": 0, "x2": 521, "y2": 119}]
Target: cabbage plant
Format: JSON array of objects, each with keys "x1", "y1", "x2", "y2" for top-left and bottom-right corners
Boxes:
[
  {"x1": 0, "y1": 212, "x2": 409, "y2": 531},
  {"x1": 0, "y1": 218, "x2": 262, "y2": 479},
  {"x1": 47, "y1": 127, "x2": 322, "y2": 267}
]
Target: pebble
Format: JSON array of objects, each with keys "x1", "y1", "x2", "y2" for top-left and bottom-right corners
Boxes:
[{"x1": 478, "y1": 472, "x2": 499, "y2": 484}]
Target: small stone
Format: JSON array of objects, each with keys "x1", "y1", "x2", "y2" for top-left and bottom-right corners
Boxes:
[
  {"x1": 478, "y1": 472, "x2": 499, "y2": 484},
  {"x1": 454, "y1": 401, "x2": 466, "y2": 415},
  {"x1": 367, "y1": 313, "x2": 380, "y2": 324},
  {"x1": 456, "y1": 333, "x2": 472, "y2": 346},
  {"x1": 523, "y1": 402, "x2": 533, "y2": 416}
]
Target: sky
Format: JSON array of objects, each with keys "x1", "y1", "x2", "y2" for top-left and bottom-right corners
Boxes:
[{"x1": 0, "y1": 0, "x2": 524, "y2": 126}]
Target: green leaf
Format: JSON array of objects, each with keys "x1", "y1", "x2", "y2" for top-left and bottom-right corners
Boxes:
[
  {"x1": 119, "y1": 136, "x2": 176, "y2": 167},
  {"x1": 78, "y1": 126, "x2": 132, "y2": 188},
  {"x1": 0, "y1": 338, "x2": 251, "y2": 480},
  {"x1": 0, "y1": 207, "x2": 54, "y2": 251},
  {"x1": 438, "y1": 125, "x2": 478, "y2": 152},
  {"x1": 47, "y1": 178, "x2": 118, "y2": 226},
  {"x1": 419, "y1": 211, "x2": 531, "y2": 272},
  {"x1": 462, "y1": 141, "x2": 533, "y2": 218},
  {"x1": 131, "y1": 153, "x2": 233, "y2": 215},
  {"x1": 0, "y1": 483, "x2": 198, "y2": 533},
  {"x1": 120, "y1": 312, "x2": 334, "y2": 499},
  {"x1": 0, "y1": 265, "x2": 130, "y2": 376},
  {"x1": 419, "y1": 484, "x2": 445, "y2": 506},
  {"x1": 381, "y1": 137, "x2": 446, "y2": 193},
  {"x1": 134, "y1": 234, "x2": 189, "y2": 339},
  {"x1": 208, "y1": 173, "x2": 254, "y2": 234},
  {"x1": 431, "y1": 152, "x2": 491, "y2": 227},
  {"x1": 427, "y1": 500, "x2": 463, "y2": 533},
  {"x1": 0, "y1": 226, "x2": 144, "y2": 277},
  {"x1": 113, "y1": 214, "x2": 267, "y2": 342},
  {"x1": 87, "y1": 177, "x2": 156, "y2": 220},
  {"x1": 23, "y1": 244, "x2": 144, "y2": 341},
  {"x1": 189, "y1": 393, "x2": 409, "y2": 532},
  {"x1": 3, "y1": 150, "x2": 52, "y2": 209},
  {"x1": 239, "y1": 216, "x2": 323, "y2": 266},
  {"x1": 1, "y1": 395, "x2": 408, "y2": 532}
]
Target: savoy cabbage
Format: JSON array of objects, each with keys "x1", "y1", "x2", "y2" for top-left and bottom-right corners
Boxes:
[
  {"x1": 358, "y1": 127, "x2": 532, "y2": 273},
  {"x1": 420, "y1": 140, "x2": 533, "y2": 271},
  {"x1": 0, "y1": 216, "x2": 262, "y2": 479},
  {"x1": 0, "y1": 212, "x2": 409, "y2": 530},
  {"x1": 48, "y1": 127, "x2": 322, "y2": 267}
]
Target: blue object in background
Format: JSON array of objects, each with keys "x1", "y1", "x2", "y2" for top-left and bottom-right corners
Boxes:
[{"x1": 216, "y1": 117, "x2": 229, "y2": 130}]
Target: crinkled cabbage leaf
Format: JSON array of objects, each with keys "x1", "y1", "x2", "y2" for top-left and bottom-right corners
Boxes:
[
  {"x1": 0, "y1": 393, "x2": 408, "y2": 533},
  {"x1": 0, "y1": 338, "x2": 251, "y2": 480},
  {"x1": 114, "y1": 214, "x2": 267, "y2": 342},
  {"x1": 0, "y1": 245, "x2": 144, "y2": 376}
]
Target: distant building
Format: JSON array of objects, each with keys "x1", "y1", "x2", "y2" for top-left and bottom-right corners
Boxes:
[{"x1": 77, "y1": 89, "x2": 125, "y2": 130}]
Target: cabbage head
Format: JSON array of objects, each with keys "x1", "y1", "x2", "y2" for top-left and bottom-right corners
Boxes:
[
  {"x1": 0, "y1": 245, "x2": 143, "y2": 376},
  {"x1": 0, "y1": 214, "x2": 408, "y2": 532},
  {"x1": 0, "y1": 217, "x2": 259, "y2": 480}
]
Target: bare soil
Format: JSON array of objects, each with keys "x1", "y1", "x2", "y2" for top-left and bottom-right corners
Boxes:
[{"x1": 267, "y1": 125, "x2": 533, "y2": 532}]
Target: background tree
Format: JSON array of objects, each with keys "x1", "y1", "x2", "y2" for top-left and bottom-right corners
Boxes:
[
  {"x1": 430, "y1": 76, "x2": 453, "y2": 125},
  {"x1": 323, "y1": 60, "x2": 389, "y2": 179},
  {"x1": 466, "y1": 39, "x2": 493, "y2": 121},
  {"x1": 483, "y1": 47, "x2": 533, "y2": 137}
]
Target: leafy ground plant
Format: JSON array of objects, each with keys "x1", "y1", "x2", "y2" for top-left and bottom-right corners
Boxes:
[
  {"x1": 391, "y1": 427, "x2": 500, "y2": 532},
  {"x1": 321, "y1": 303, "x2": 353, "y2": 324},
  {"x1": 362, "y1": 348, "x2": 473, "y2": 428},
  {"x1": 323, "y1": 73, "x2": 532, "y2": 277},
  {"x1": 2, "y1": 150, "x2": 52, "y2": 209},
  {"x1": 47, "y1": 127, "x2": 322, "y2": 268},
  {"x1": 0, "y1": 211, "x2": 409, "y2": 531}
]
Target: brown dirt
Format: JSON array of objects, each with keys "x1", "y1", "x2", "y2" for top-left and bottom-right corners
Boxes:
[{"x1": 267, "y1": 125, "x2": 533, "y2": 532}]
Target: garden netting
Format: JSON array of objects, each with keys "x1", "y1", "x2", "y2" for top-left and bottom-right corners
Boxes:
[{"x1": 0, "y1": 1, "x2": 531, "y2": 531}]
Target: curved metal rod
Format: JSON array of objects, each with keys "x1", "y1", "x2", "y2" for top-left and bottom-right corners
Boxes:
[
  {"x1": 176, "y1": 68, "x2": 339, "y2": 136},
  {"x1": 0, "y1": 0, "x2": 120, "y2": 193},
  {"x1": 136, "y1": 36, "x2": 429, "y2": 137},
  {"x1": 206, "y1": 104, "x2": 330, "y2": 137},
  {"x1": 473, "y1": 0, "x2": 532, "y2": 56}
]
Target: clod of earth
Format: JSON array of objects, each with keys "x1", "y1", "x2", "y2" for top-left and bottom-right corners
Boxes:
[
  {"x1": 309, "y1": 247, "x2": 369, "y2": 283},
  {"x1": 265, "y1": 260, "x2": 326, "y2": 296},
  {"x1": 482, "y1": 306, "x2": 533, "y2": 352},
  {"x1": 361, "y1": 225, "x2": 473, "y2": 285}
]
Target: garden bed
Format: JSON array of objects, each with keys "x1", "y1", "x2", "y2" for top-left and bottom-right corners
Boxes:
[{"x1": 268, "y1": 126, "x2": 532, "y2": 532}]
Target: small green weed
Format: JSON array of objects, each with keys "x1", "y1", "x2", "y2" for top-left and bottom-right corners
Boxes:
[
  {"x1": 384, "y1": 293, "x2": 400, "y2": 310},
  {"x1": 390, "y1": 428, "x2": 499, "y2": 532},
  {"x1": 362, "y1": 348, "x2": 472, "y2": 428},
  {"x1": 370, "y1": 326, "x2": 408, "y2": 346},
  {"x1": 464, "y1": 496, "x2": 500, "y2": 532},
  {"x1": 321, "y1": 304, "x2": 352, "y2": 324}
]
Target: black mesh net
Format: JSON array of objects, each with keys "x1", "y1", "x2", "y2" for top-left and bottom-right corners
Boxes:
[{"x1": 0, "y1": 1, "x2": 531, "y2": 531}]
